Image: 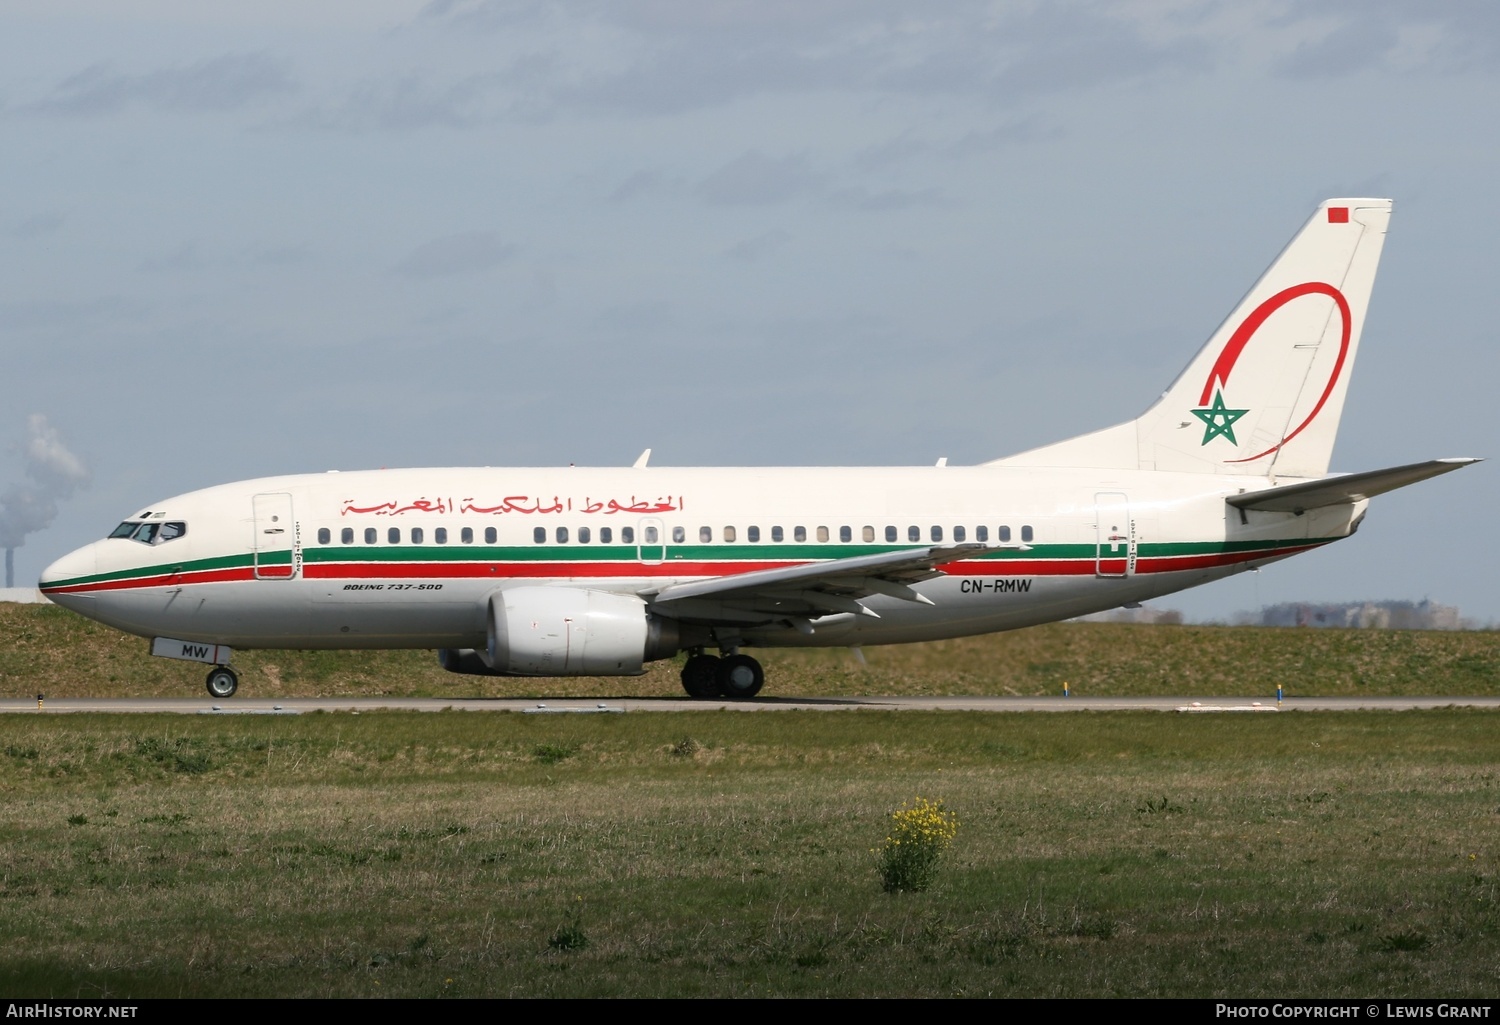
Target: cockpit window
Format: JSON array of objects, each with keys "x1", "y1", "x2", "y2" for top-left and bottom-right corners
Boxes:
[{"x1": 112, "y1": 521, "x2": 186, "y2": 545}]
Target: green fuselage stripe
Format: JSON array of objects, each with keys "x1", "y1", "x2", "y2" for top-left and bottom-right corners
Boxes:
[{"x1": 43, "y1": 536, "x2": 1318, "y2": 591}]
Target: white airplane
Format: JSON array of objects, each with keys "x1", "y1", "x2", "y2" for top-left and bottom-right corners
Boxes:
[{"x1": 40, "y1": 198, "x2": 1478, "y2": 700}]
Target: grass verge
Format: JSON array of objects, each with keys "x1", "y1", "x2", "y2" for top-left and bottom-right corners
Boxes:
[
  {"x1": 1, "y1": 603, "x2": 1498, "y2": 699},
  {"x1": 1, "y1": 709, "x2": 1497, "y2": 997}
]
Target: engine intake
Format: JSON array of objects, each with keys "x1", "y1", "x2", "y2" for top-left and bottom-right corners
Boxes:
[{"x1": 438, "y1": 587, "x2": 679, "y2": 677}]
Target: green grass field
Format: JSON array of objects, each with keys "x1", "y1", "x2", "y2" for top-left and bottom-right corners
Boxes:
[
  {"x1": 2, "y1": 710, "x2": 1499, "y2": 997},
  {"x1": 2, "y1": 605, "x2": 1497, "y2": 996},
  {"x1": 1, "y1": 602, "x2": 1497, "y2": 699}
]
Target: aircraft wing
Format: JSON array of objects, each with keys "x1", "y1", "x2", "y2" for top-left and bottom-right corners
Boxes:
[
  {"x1": 1228, "y1": 457, "x2": 1481, "y2": 514},
  {"x1": 644, "y1": 543, "x2": 990, "y2": 623}
]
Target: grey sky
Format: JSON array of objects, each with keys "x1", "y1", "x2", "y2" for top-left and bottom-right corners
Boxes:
[{"x1": 1, "y1": 1, "x2": 1495, "y2": 622}]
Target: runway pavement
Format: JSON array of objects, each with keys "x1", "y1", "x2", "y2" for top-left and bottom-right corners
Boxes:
[{"x1": 1, "y1": 694, "x2": 1498, "y2": 715}]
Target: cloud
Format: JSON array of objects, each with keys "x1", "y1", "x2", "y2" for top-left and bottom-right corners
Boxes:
[
  {"x1": 695, "y1": 151, "x2": 823, "y2": 206},
  {"x1": 22, "y1": 53, "x2": 295, "y2": 117},
  {"x1": 693, "y1": 151, "x2": 945, "y2": 212},
  {"x1": 946, "y1": 119, "x2": 1060, "y2": 159},
  {"x1": 978, "y1": 6, "x2": 1211, "y2": 99},
  {"x1": 851, "y1": 132, "x2": 930, "y2": 172},
  {"x1": 395, "y1": 232, "x2": 517, "y2": 277},
  {"x1": 608, "y1": 169, "x2": 676, "y2": 204},
  {"x1": 723, "y1": 228, "x2": 793, "y2": 262},
  {"x1": 0, "y1": 297, "x2": 147, "y2": 333},
  {"x1": 242, "y1": 243, "x2": 310, "y2": 267},
  {"x1": 302, "y1": 73, "x2": 501, "y2": 131},
  {"x1": 1276, "y1": 18, "x2": 1402, "y2": 79},
  {"x1": 1269, "y1": 2, "x2": 1500, "y2": 76},
  {"x1": 419, "y1": 0, "x2": 554, "y2": 33},
  {"x1": 139, "y1": 243, "x2": 205, "y2": 274},
  {"x1": 5, "y1": 213, "x2": 66, "y2": 239},
  {"x1": 593, "y1": 300, "x2": 675, "y2": 333},
  {"x1": 826, "y1": 186, "x2": 946, "y2": 212}
]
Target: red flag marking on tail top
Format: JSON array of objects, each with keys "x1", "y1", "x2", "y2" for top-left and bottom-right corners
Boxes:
[{"x1": 1327, "y1": 207, "x2": 1349, "y2": 223}]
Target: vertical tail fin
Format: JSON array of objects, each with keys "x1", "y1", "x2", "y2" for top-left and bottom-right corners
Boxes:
[{"x1": 991, "y1": 198, "x2": 1392, "y2": 478}]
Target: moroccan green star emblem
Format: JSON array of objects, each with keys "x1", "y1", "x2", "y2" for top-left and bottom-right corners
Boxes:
[{"x1": 1191, "y1": 387, "x2": 1249, "y2": 446}]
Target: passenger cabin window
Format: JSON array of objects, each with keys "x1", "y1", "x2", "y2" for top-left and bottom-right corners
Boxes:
[
  {"x1": 998, "y1": 526, "x2": 1012, "y2": 542},
  {"x1": 863, "y1": 526, "x2": 875, "y2": 542},
  {"x1": 1021, "y1": 525, "x2": 1034, "y2": 543},
  {"x1": 816, "y1": 526, "x2": 829, "y2": 542},
  {"x1": 485, "y1": 527, "x2": 497, "y2": 544},
  {"x1": 644, "y1": 526, "x2": 658, "y2": 543},
  {"x1": 700, "y1": 526, "x2": 712, "y2": 543},
  {"x1": 954, "y1": 526, "x2": 966, "y2": 542},
  {"x1": 622, "y1": 526, "x2": 635, "y2": 544},
  {"x1": 771, "y1": 526, "x2": 784, "y2": 542},
  {"x1": 747, "y1": 526, "x2": 760, "y2": 542},
  {"x1": 388, "y1": 527, "x2": 401, "y2": 544},
  {"x1": 461, "y1": 527, "x2": 473, "y2": 544},
  {"x1": 840, "y1": 526, "x2": 852, "y2": 542},
  {"x1": 365, "y1": 528, "x2": 377, "y2": 544},
  {"x1": 793, "y1": 526, "x2": 806, "y2": 542},
  {"x1": 976, "y1": 525, "x2": 989, "y2": 542},
  {"x1": 885, "y1": 526, "x2": 897, "y2": 542},
  {"x1": 723, "y1": 526, "x2": 736, "y2": 542},
  {"x1": 342, "y1": 527, "x2": 355, "y2": 544},
  {"x1": 411, "y1": 527, "x2": 424, "y2": 544},
  {"x1": 318, "y1": 528, "x2": 331, "y2": 545},
  {"x1": 556, "y1": 527, "x2": 568, "y2": 543},
  {"x1": 672, "y1": 526, "x2": 685, "y2": 543},
  {"x1": 534, "y1": 527, "x2": 546, "y2": 543},
  {"x1": 578, "y1": 526, "x2": 591, "y2": 543},
  {"x1": 600, "y1": 527, "x2": 613, "y2": 543},
  {"x1": 931, "y1": 526, "x2": 943, "y2": 542},
  {"x1": 435, "y1": 527, "x2": 447, "y2": 544},
  {"x1": 908, "y1": 526, "x2": 920, "y2": 542}
]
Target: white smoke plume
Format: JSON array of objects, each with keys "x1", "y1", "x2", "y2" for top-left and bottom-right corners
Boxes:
[{"x1": 0, "y1": 414, "x2": 89, "y2": 551}]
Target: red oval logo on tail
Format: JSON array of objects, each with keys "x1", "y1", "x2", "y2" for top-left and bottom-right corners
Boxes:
[{"x1": 1194, "y1": 281, "x2": 1352, "y2": 464}]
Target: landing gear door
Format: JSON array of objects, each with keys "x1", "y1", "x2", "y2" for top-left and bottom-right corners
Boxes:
[
  {"x1": 252, "y1": 492, "x2": 298, "y2": 580},
  {"x1": 1094, "y1": 492, "x2": 1133, "y2": 578}
]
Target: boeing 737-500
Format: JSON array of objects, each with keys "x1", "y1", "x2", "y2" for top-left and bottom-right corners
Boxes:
[{"x1": 39, "y1": 198, "x2": 1479, "y2": 699}]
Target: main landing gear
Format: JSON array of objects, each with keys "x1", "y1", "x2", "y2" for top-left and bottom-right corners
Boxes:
[
  {"x1": 679, "y1": 651, "x2": 765, "y2": 700},
  {"x1": 205, "y1": 666, "x2": 239, "y2": 699}
]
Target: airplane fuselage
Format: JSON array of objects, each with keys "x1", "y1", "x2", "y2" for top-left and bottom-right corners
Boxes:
[{"x1": 40, "y1": 464, "x2": 1359, "y2": 654}]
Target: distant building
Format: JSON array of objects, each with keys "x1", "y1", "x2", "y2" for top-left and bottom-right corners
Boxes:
[
  {"x1": 0, "y1": 588, "x2": 50, "y2": 604},
  {"x1": 1260, "y1": 599, "x2": 1461, "y2": 630}
]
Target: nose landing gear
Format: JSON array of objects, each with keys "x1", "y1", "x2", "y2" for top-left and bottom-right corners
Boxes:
[{"x1": 205, "y1": 666, "x2": 239, "y2": 699}]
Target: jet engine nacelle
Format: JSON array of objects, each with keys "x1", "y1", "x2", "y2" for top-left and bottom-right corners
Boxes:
[{"x1": 438, "y1": 587, "x2": 679, "y2": 677}]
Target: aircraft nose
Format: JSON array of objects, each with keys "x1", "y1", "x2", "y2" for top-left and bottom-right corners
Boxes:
[{"x1": 39, "y1": 544, "x2": 97, "y2": 595}]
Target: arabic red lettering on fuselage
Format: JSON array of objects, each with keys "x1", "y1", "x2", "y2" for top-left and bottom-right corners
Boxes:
[{"x1": 344, "y1": 496, "x2": 683, "y2": 516}]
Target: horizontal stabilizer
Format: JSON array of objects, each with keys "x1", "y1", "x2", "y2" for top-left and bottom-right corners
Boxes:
[{"x1": 1227, "y1": 458, "x2": 1481, "y2": 514}]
